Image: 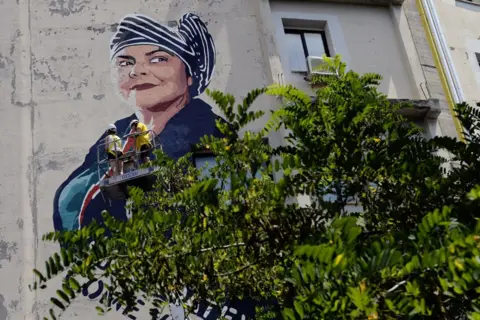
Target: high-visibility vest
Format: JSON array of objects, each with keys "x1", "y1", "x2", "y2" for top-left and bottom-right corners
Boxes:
[
  {"x1": 134, "y1": 122, "x2": 151, "y2": 150},
  {"x1": 107, "y1": 134, "x2": 122, "y2": 153}
]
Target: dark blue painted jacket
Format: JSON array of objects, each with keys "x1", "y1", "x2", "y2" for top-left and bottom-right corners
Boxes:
[{"x1": 53, "y1": 98, "x2": 225, "y2": 231}]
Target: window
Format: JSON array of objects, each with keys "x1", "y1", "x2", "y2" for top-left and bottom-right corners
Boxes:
[
  {"x1": 284, "y1": 29, "x2": 330, "y2": 72},
  {"x1": 476, "y1": 52, "x2": 480, "y2": 67},
  {"x1": 191, "y1": 138, "x2": 270, "y2": 191},
  {"x1": 194, "y1": 155, "x2": 232, "y2": 191},
  {"x1": 194, "y1": 155, "x2": 217, "y2": 179},
  {"x1": 193, "y1": 155, "x2": 268, "y2": 192}
]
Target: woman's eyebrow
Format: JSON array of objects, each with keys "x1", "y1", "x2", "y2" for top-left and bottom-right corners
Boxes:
[
  {"x1": 116, "y1": 55, "x2": 135, "y2": 61},
  {"x1": 145, "y1": 49, "x2": 173, "y2": 56}
]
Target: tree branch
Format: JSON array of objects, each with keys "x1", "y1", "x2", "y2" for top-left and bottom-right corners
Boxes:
[
  {"x1": 200, "y1": 242, "x2": 246, "y2": 252},
  {"x1": 386, "y1": 280, "x2": 406, "y2": 293},
  {"x1": 215, "y1": 263, "x2": 254, "y2": 277}
]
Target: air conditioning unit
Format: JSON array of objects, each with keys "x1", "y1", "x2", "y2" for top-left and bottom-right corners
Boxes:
[{"x1": 305, "y1": 56, "x2": 337, "y2": 80}]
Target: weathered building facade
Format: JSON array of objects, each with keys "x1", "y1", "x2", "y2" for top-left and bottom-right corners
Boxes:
[
  {"x1": 426, "y1": 0, "x2": 480, "y2": 109},
  {"x1": 0, "y1": 0, "x2": 461, "y2": 319}
]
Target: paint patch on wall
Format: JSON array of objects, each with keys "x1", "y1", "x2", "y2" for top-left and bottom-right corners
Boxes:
[
  {"x1": 0, "y1": 294, "x2": 7, "y2": 320},
  {"x1": 49, "y1": 0, "x2": 91, "y2": 17},
  {"x1": 0, "y1": 240, "x2": 17, "y2": 264}
]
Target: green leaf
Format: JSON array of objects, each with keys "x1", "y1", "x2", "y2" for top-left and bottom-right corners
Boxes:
[
  {"x1": 68, "y1": 278, "x2": 81, "y2": 292},
  {"x1": 33, "y1": 269, "x2": 47, "y2": 283},
  {"x1": 60, "y1": 248, "x2": 70, "y2": 267},
  {"x1": 282, "y1": 308, "x2": 296, "y2": 320},
  {"x1": 96, "y1": 306, "x2": 105, "y2": 315},
  {"x1": 49, "y1": 308, "x2": 57, "y2": 320},
  {"x1": 50, "y1": 297, "x2": 65, "y2": 310},
  {"x1": 62, "y1": 283, "x2": 75, "y2": 299},
  {"x1": 56, "y1": 290, "x2": 70, "y2": 305},
  {"x1": 294, "y1": 300, "x2": 305, "y2": 319}
]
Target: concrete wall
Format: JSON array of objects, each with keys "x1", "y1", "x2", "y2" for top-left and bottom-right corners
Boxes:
[
  {"x1": 400, "y1": 0, "x2": 462, "y2": 140},
  {"x1": 434, "y1": 0, "x2": 480, "y2": 107},
  {"x1": 1, "y1": 0, "x2": 273, "y2": 319},
  {"x1": 0, "y1": 0, "x2": 455, "y2": 319},
  {"x1": 269, "y1": 1, "x2": 425, "y2": 99},
  {"x1": 0, "y1": 0, "x2": 36, "y2": 319}
]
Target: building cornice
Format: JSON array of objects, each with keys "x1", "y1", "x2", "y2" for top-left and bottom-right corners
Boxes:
[
  {"x1": 302, "y1": 0, "x2": 404, "y2": 6},
  {"x1": 306, "y1": 96, "x2": 440, "y2": 121}
]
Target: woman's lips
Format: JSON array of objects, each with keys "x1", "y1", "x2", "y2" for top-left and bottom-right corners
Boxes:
[{"x1": 131, "y1": 83, "x2": 157, "y2": 91}]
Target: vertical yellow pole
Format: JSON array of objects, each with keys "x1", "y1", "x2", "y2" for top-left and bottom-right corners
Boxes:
[{"x1": 416, "y1": 0, "x2": 465, "y2": 142}]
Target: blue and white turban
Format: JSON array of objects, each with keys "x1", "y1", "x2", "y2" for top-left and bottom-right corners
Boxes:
[{"x1": 110, "y1": 13, "x2": 216, "y2": 97}]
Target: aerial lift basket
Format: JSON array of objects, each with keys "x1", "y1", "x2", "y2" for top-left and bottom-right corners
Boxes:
[{"x1": 96, "y1": 130, "x2": 160, "y2": 202}]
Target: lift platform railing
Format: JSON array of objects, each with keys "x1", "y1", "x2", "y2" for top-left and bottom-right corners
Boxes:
[{"x1": 96, "y1": 130, "x2": 159, "y2": 181}]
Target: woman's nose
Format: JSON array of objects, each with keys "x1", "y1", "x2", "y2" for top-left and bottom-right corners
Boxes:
[{"x1": 132, "y1": 63, "x2": 149, "y2": 76}]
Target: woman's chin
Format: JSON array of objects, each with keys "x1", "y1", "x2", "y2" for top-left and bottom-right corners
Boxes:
[{"x1": 136, "y1": 102, "x2": 170, "y2": 113}]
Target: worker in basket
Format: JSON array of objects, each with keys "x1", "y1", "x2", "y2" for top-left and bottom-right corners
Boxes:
[
  {"x1": 129, "y1": 119, "x2": 152, "y2": 166},
  {"x1": 105, "y1": 124, "x2": 124, "y2": 176}
]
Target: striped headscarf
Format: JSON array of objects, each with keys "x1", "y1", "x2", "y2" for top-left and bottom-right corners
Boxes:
[{"x1": 110, "y1": 13, "x2": 216, "y2": 97}]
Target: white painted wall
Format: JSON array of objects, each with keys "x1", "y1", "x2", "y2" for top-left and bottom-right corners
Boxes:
[
  {"x1": 435, "y1": 0, "x2": 480, "y2": 106},
  {"x1": 270, "y1": 1, "x2": 423, "y2": 99}
]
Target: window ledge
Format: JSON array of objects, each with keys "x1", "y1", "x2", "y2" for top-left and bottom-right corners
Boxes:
[
  {"x1": 391, "y1": 98, "x2": 441, "y2": 121},
  {"x1": 306, "y1": 0, "x2": 404, "y2": 5},
  {"x1": 456, "y1": 0, "x2": 480, "y2": 7},
  {"x1": 302, "y1": 97, "x2": 440, "y2": 121}
]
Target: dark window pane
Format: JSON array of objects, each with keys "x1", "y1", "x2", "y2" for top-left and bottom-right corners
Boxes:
[
  {"x1": 194, "y1": 156, "x2": 216, "y2": 178},
  {"x1": 304, "y1": 32, "x2": 327, "y2": 57},
  {"x1": 194, "y1": 156, "x2": 231, "y2": 191},
  {"x1": 284, "y1": 32, "x2": 308, "y2": 72}
]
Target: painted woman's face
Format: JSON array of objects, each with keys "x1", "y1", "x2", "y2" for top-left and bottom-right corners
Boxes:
[{"x1": 115, "y1": 45, "x2": 192, "y2": 111}]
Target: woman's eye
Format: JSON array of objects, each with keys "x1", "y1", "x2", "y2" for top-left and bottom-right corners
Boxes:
[
  {"x1": 118, "y1": 60, "x2": 132, "y2": 67},
  {"x1": 150, "y1": 56, "x2": 167, "y2": 63}
]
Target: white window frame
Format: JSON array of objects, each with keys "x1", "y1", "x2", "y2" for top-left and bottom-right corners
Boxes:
[
  {"x1": 283, "y1": 29, "x2": 331, "y2": 73},
  {"x1": 270, "y1": 7, "x2": 351, "y2": 78}
]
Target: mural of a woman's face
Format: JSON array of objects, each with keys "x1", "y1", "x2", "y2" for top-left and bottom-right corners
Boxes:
[{"x1": 115, "y1": 44, "x2": 193, "y2": 112}]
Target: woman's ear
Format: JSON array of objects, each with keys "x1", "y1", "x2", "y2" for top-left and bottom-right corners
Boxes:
[{"x1": 187, "y1": 76, "x2": 193, "y2": 86}]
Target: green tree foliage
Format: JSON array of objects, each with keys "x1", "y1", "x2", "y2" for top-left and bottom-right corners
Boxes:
[{"x1": 32, "y1": 56, "x2": 480, "y2": 319}]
